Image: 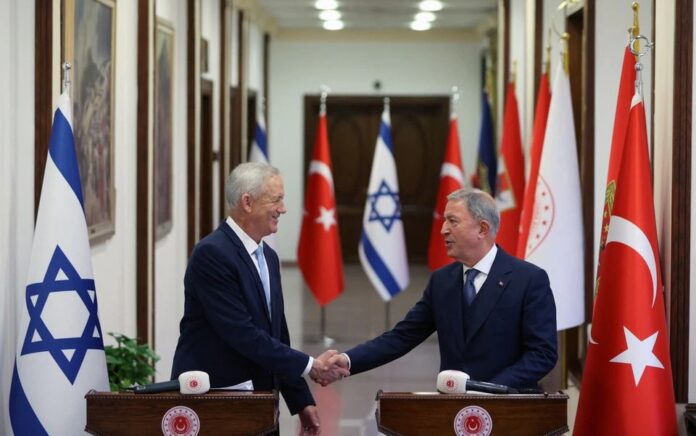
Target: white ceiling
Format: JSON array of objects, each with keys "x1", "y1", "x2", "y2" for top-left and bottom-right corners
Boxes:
[{"x1": 257, "y1": 0, "x2": 497, "y2": 32}]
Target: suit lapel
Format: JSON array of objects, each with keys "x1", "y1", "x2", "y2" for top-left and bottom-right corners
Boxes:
[
  {"x1": 220, "y1": 223, "x2": 273, "y2": 325},
  {"x1": 465, "y1": 248, "x2": 512, "y2": 343}
]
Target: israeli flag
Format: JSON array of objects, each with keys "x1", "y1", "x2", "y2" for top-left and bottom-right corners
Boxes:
[
  {"x1": 247, "y1": 108, "x2": 278, "y2": 249},
  {"x1": 359, "y1": 101, "x2": 410, "y2": 301},
  {"x1": 249, "y1": 110, "x2": 269, "y2": 163},
  {"x1": 9, "y1": 93, "x2": 109, "y2": 435}
]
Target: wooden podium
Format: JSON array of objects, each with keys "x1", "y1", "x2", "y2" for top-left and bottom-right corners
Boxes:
[
  {"x1": 376, "y1": 390, "x2": 568, "y2": 436},
  {"x1": 85, "y1": 390, "x2": 278, "y2": 435}
]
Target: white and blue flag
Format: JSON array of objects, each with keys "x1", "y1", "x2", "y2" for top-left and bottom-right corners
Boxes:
[
  {"x1": 9, "y1": 93, "x2": 109, "y2": 435},
  {"x1": 249, "y1": 109, "x2": 269, "y2": 163},
  {"x1": 359, "y1": 101, "x2": 410, "y2": 301},
  {"x1": 248, "y1": 108, "x2": 278, "y2": 249}
]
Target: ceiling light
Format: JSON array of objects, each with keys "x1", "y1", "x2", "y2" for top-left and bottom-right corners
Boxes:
[
  {"x1": 315, "y1": 0, "x2": 339, "y2": 10},
  {"x1": 323, "y1": 20, "x2": 344, "y2": 31},
  {"x1": 415, "y1": 12, "x2": 436, "y2": 22},
  {"x1": 419, "y1": 0, "x2": 443, "y2": 12},
  {"x1": 410, "y1": 20, "x2": 431, "y2": 31},
  {"x1": 319, "y1": 10, "x2": 342, "y2": 21}
]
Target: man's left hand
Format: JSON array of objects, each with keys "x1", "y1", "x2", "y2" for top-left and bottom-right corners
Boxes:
[{"x1": 299, "y1": 405, "x2": 321, "y2": 435}]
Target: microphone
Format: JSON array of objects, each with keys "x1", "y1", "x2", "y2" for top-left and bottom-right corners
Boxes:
[
  {"x1": 133, "y1": 371, "x2": 210, "y2": 394},
  {"x1": 436, "y1": 370, "x2": 518, "y2": 395}
]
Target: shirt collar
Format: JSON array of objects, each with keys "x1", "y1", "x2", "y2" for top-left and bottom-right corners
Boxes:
[
  {"x1": 226, "y1": 216, "x2": 262, "y2": 256},
  {"x1": 464, "y1": 244, "x2": 497, "y2": 276}
]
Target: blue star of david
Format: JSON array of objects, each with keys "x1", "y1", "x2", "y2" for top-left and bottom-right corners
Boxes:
[
  {"x1": 21, "y1": 245, "x2": 104, "y2": 384},
  {"x1": 367, "y1": 180, "x2": 402, "y2": 232}
]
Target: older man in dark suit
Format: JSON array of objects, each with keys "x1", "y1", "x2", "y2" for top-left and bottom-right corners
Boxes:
[
  {"x1": 328, "y1": 188, "x2": 557, "y2": 389},
  {"x1": 172, "y1": 162, "x2": 346, "y2": 435}
]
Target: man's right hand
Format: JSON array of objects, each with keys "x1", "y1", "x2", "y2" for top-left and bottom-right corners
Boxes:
[
  {"x1": 309, "y1": 350, "x2": 349, "y2": 386},
  {"x1": 327, "y1": 353, "x2": 349, "y2": 371}
]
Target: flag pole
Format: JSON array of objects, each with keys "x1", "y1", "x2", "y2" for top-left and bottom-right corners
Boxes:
[
  {"x1": 318, "y1": 85, "x2": 336, "y2": 348},
  {"x1": 62, "y1": 62, "x2": 71, "y2": 94},
  {"x1": 320, "y1": 306, "x2": 334, "y2": 347}
]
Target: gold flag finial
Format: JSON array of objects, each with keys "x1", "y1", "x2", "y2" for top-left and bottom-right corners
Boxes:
[{"x1": 631, "y1": 2, "x2": 640, "y2": 58}]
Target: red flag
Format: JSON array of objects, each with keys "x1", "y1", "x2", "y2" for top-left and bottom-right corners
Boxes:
[
  {"x1": 516, "y1": 72, "x2": 551, "y2": 257},
  {"x1": 574, "y1": 95, "x2": 677, "y2": 436},
  {"x1": 297, "y1": 110, "x2": 344, "y2": 306},
  {"x1": 598, "y1": 46, "x2": 636, "y2": 259},
  {"x1": 427, "y1": 113, "x2": 464, "y2": 271},
  {"x1": 495, "y1": 82, "x2": 525, "y2": 253}
]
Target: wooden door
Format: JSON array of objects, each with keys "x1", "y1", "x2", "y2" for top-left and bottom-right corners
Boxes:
[
  {"x1": 303, "y1": 96, "x2": 449, "y2": 264},
  {"x1": 200, "y1": 78, "x2": 214, "y2": 238}
]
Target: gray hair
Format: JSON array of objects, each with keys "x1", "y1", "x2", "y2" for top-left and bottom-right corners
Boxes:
[
  {"x1": 225, "y1": 162, "x2": 280, "y2": 208},
  {"x1": 446, "y1": 188, "x2": 500, "y2": 235}
]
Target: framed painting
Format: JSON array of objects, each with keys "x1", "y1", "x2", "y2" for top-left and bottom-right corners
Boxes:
[
  {"x1": 155, "y1": 19, "x2": 174, "y2": 239},
  {"x1": 63, "y1": 0, "x2": 116, "y2": 241}
]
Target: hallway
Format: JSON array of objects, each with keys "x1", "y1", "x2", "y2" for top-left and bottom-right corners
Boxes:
[{"x1": 280, "y1": 263, "x2": 437, "y2": 435}]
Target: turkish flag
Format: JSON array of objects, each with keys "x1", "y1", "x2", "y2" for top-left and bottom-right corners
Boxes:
[
  {"x1": 427, "y1": 114, "x2": 464, "y2": 271},
  {"x1": 516, "y1": 72, "x2": 551, "y2": 257},
  {"x1": 297, "y1": 111, "x2": 344, "y2": 306},
  {"x1": 598, "y1": 47, "x2": 636, "y2": 259},
  {"x1": 495, "y1": 82, "x2": 525, "y2": 253},
  {"x1": 574, "y1": 95, "x2": 677, "y2": 435}
]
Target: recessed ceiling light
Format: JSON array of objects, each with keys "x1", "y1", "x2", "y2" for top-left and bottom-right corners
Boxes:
[
  {"x1": 323, "y1": 20, "x2": 344, "y2": 30},
  {"x1": 415, "y1": 12, "x2": 436, "y2": 22},
  {"x1": 419, "y1": 0, "x2": 443, "y2": 12},
  {"x1": 315, "y1": 0, "x2": 339, "y2": 10},
  {"x1": 319, "y1": 10, "x2": 342, "y2": 21},
  {"x1": 410, "y1": 20, "x2": 432, "y2": 31}
]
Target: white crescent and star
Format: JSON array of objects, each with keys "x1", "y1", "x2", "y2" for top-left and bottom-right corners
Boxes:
[
  {"x1": 605, "y1": 215, "x2": 658, "y2": 306},
  {"x1": 303, "y1": 159, "x2": 338, "y2": 232},
  {"x1": 589, "y1": 215, "x2": 660, "y2": 356},
  {"x1": 439, "y1": 162, "x2": 464, "y2": 185},
  {"x1": 315, "y1": 206, "x2": 337, "y2": 231},
  {"x1": 609, "y1": 326, "x2": 664, "y2": 386},
  {"x1": 308, "y1": 160, "x2": 334, "y2": 191}
]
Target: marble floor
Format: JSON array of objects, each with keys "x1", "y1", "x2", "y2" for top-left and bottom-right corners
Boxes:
[{"x1": 277, "y1": 263, "x2": 578, "y2": 435}]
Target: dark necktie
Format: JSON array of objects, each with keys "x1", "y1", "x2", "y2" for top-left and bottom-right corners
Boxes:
[{"x1": 464, "y1": 268, "x2": 479, "y2": 306}]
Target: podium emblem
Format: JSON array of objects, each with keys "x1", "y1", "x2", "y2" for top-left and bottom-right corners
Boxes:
[
  {"x1": 454, "y1": 405, "x2": 492, "y2": 436},
  {"x1": 162, "y1": 406, "x2": 200, "y2": 436}
]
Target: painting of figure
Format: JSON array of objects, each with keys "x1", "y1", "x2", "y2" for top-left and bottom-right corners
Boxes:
[
  {"x1": 72, "y1": 0, "x2": 115, "y2": 240},
  {"x1": 155, "y1": 20, "x2": 174, "y2": 239}
]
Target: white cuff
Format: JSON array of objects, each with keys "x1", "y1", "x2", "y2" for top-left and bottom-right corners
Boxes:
[
  {"x1": 301, "y1": 356, "x2": 314, "y2": 377},
  {"x1": 342, "y1": 353, "x2": 351, "y2": 370}
]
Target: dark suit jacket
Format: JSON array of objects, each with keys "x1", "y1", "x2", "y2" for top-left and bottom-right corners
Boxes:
[
  {"x1": 171, "y1": 222, "x2": 313, "y2": 414},
  {"x1": 346, "y1": 247, "x2": 557, "y2": 389}
]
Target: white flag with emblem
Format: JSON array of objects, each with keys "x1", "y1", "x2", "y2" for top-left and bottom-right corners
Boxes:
[
  {"x1": 9, "y1": 93, "x2": 109, "y2": 434},
  {"x1": 359, "y1": 100, "x2": 409, "y2": 301},
  {"x1": 523, "y1": 62, "x2": 584, "y2": 330}
]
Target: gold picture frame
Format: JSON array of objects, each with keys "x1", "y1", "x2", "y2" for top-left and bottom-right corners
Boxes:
[
  {"x1": 63, "y1": 0, "x2": 116, "y2": 242},
  {"x1": 155, "y1": 18, "x2": 175, "y2": 240}
]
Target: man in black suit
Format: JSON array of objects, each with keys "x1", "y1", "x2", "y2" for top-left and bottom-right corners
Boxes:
[
  {"x1": 172, "y1": 162, "x2": 347, "y2": 435},
  {"x1": 328, "y1": 188, "x2": 557, "y2": 389}
]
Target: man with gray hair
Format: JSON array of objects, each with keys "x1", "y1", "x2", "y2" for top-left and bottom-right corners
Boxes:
[
  {"x1": 327, "y1": 188, "x2": 557, "y2": 389},
  {"x1": 172, "y1": 162, "x2": 347, "y2": 435}
]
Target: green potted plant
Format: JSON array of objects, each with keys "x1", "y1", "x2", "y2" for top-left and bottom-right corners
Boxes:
[{"x1": 104, "y1": 332, "x2": 160, "y2": 391}]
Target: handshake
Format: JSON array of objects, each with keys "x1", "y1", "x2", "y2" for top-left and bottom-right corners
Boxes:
[{"x1": 308, "y1": 350, "x2": 350, "y2": 386}]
